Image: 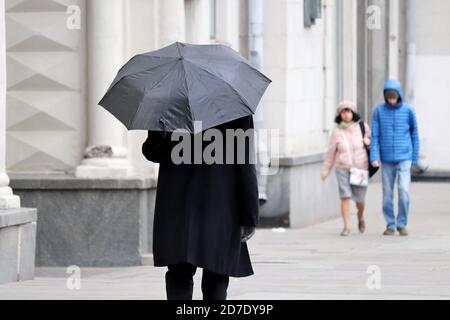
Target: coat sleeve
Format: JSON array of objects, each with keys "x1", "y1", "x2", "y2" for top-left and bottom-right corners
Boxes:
[
  {"x1": 321, "y1": 128, "x2": 338, "y2": 179},
  {"x1": 235, "y1": 116, "x2": 259, "y2": 227},
  {"x1": 370, "y1": 108, "x2": 381, "y2": 163},
  {"x1": 409, "y1": 107, "x2": 420, "y2": 165},
  {"x1": 141, "y1": 130, "x2": 168, "y2": 163}
]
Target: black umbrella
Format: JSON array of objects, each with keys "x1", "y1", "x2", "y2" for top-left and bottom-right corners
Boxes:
[{"x1": 98, "y1": 42, "x2": 271, "y2": 133}]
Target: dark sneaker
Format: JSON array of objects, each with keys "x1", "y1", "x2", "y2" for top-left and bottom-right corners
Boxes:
[
  {"x1": 358, "y1": 220, "x2": 366, "y2": 234},
  {"x1": 397, "y1": 227, "x2": 409, "y2": 236},
  {"x1": 340, "y1": 229, "x2": 351, "y2": 237},
  {"x1": 383, "y1": 228, "x2": 396, "y2": 236}
]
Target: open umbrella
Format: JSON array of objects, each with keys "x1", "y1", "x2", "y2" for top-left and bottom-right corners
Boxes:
[{"x1": 98, "y1": 42, "x2": 271, "y2": 133}]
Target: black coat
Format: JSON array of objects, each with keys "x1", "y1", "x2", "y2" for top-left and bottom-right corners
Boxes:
[{"x1": 142, "y1": 115, "x2": 259, "y2": 277}]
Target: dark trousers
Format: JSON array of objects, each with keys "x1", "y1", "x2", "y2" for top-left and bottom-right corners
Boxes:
[{"x1": 165, "y1": 262, "x2": 230, "y2": 300}]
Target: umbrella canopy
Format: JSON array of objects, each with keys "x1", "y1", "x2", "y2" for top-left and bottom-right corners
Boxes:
[{"x1": 98, "y1": 42, "x2": 272, "y2": 133}]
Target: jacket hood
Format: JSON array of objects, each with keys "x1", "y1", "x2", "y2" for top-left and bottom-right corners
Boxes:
[{"x1": 383, "y1": 80, "x2": 404, "y2": 107}]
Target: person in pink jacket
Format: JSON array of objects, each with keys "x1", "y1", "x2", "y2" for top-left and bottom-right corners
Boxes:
[{"x1": 321, "y1": 101, "x2": 371, "y2": 236}]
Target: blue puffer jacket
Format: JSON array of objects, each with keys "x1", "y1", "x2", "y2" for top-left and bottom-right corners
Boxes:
[{"x1": 370, "y1": 80, "x2": 420, "y2": 165}]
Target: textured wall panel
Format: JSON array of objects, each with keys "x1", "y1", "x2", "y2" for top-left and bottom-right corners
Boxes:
[{"x1": 5, "y1": 0, "x2": 85, "y2": 173}]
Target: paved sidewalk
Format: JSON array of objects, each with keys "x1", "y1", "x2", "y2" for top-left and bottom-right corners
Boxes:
[{"x1": 1, "y1": 182, "x2": 449, "y2": 300}]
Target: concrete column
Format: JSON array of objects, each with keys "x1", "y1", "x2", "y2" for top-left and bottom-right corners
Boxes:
[
  {"x1": 357, "y1": 0, "x2": 389, "y2": 120},
  {"x1": 342, "y1": 0, "x2": 358, "y2": 103},
  {"x1": 124, "y1": 0, "x2": 185, "y2": 178},
  {"x1": 158, "y1": 0, "x2": 185, "y2": 46},
  {"x1": 185, "y1": 0, "x2": 210, "y2": 44},
  {"x1": 216, "y1": 0, "x2": 240, "y2": 50},
  {"x1": 367, "y1": 0, "x2": 389, "y2": 115},
  {"x1": 124, "y1": 0, "x2": 159, "y2": 177},
  {"x1": 388, "y1": 0, "x2": 400, "y2": 79},
  {"x1": 239, "y1": 0, "x2": 249, "y2": 57},
  {"x1": 76, "y1": 0, "x2": 132, "y2": 179},
  {"x1": 0, "y1": 0, "x2": 20, "y2": 209}
]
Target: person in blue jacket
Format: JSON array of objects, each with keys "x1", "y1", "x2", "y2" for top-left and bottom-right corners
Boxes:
[{"x1": 370, "y1": 80, "x2": 420, "y2": 236}]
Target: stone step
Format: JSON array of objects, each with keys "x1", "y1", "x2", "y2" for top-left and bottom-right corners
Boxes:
[{"x1": 0, "y1": 208, "x2": 38, "y2": 285}]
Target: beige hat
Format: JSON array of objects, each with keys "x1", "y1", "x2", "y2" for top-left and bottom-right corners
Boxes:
[{"x1": 336, "y1": 101, "x2": 357, "y2": 115}]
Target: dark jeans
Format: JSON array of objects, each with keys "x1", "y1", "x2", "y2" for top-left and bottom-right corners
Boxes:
[{"x1": 165, "y1": 262, "x2": 229, "y2": 300}]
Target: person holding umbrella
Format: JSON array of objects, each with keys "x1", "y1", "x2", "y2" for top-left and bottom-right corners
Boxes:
[
  {"x1": 98, "y1": 42, "x2": 271, "y2": 300},
  {"x1": 142, "y1": 115, "x2": 259, "y2": 300}
]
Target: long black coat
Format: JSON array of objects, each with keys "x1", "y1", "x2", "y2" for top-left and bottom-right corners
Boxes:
[{"x1": 142, "y1": 115, "x2": 259, "y2": 277}]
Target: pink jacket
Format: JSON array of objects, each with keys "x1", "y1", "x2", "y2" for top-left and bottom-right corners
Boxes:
[{"x1": 321, "y1": 122, "x2": 371, "y2": 179}]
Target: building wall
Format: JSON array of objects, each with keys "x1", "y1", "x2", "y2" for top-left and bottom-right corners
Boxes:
[
  {"x1": 341, "y1": 0, "x2": 358, "y2": 103},
  {"x1": 4, "y1": 0, "x2": 356, "y2": 174},
  {"x1": 4, "y1": 0, "x2": 215, "y2": 176},
  {"x1": 2, "y1": 0, "x2": 348, "y2": 229},
  {"x1": 415, "y1": 0, "x2": 450, "y2": 171},
  {"x1": 5, "y1": 0, "x2": 86, "y2": 173},
  {"x1": 263, "y1": 0, "x2": 340, "y2": 158}
]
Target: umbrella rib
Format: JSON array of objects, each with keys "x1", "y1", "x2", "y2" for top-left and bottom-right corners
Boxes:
[
  {"x1": 176, "y1": 43, "x2": 194, "y2": 126},
  {"x1": 184, "y1": 61, "x2": 254, "y2": 114},
  {"x1": 185, "y1": 57, "x2": 272, "y2": 83},
  {"x1": 120, "y1": 54, "x2": 175, "y2": 72},
  {"x1": 234, "y1": 60, "x2": 272, "y2": 85},
  {"x1": 180, "y1": 61, "x2": 194, "y2": 126},
  {"x1": 140, "y1": 54, "x2": 179, "y2": 60},
  {"x1": 175, "y1": 42, "x2": 183, "y2": 58},
  {"x1": 110, "y1": 58, "x2": 178, "y2": 90},
  {"x1": 235, "y1": 61, "x2": 271, "y2": 96},
  {"x1": 128, "y1": 60, "x2": 182, "y2": 128}
]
